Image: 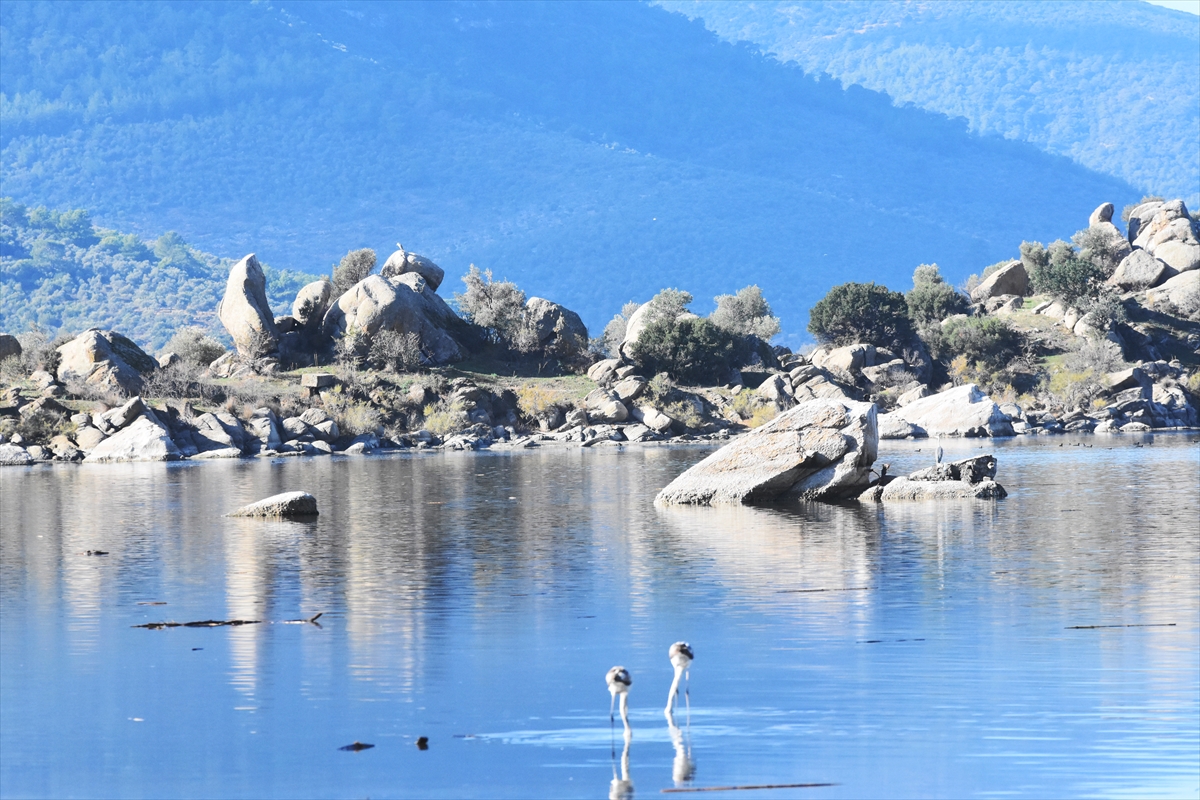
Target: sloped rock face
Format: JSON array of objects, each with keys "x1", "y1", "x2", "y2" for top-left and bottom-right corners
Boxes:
[
  {"x1": 878, "y1": 384, "x2": 1013, "y2": 438},
  {"x1": 1144, "y1": 270, "x2": 1200, "y2": 310},
  {"x1": 380, "y1": 247, "x2": 445, "y2": 291},
  {"x1": 229, "y1": 491, "x2": 318, "y2": 518},
  {"x1": 218, "y1": 254, "x2": 278, "y2": 358},
  {"x1": 655, "y1": 398, "x2": 877, "y2": 505},
  {"x1": 56, "y1": 329, "x2": 157, "y2": 394},
  {"x1": 970, "y1": 260, "x2": 1028, "y2": 302},
  {"x1": 323, "y1": 274, "x2": 472, "y2": 365}
]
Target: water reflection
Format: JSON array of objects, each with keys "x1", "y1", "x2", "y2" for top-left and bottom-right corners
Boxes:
[
  {"x1": 665, "y1": 706, "x2": 696, "y2": 786},
  {"x1": 1, "y1": 439, "x2": 1197, "y2": 799},
  {"x1": 609, "y1": 726, "x2": 633, "y2": 800}
]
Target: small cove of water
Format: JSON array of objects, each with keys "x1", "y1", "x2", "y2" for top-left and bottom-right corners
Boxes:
[{"x1": 1, "y1": 434, "x2": 1198, "y2": 799}]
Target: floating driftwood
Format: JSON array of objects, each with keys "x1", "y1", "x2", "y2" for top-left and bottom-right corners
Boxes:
[
  {"x1": 339, "y1": 741, "x2": 374, "y2": 752},
  {"x1": 133, "y1": 612, "x2": 323, "y2": 629},
  {"x1": 135, "y1": 619, "x2": 261, "y2": 629}
]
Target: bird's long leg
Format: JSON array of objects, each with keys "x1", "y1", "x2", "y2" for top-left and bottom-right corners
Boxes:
[
  {"x1": 684, "y1": 667, "x2": 691, "y2": 721},
  {"x1": 666, "y1": 665, "x2": 682, "y2": 713}
]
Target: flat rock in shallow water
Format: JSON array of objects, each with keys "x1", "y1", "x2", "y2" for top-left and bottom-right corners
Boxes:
[
  {"x1": 229, "y1": 491, "x2": 319, "y2": 518},
  {"x1": 860, "y1": 478, "x2": 1007, "y2": 502},
  {"x1": 655, "y1": 398, "x2": 877, "y2": 505}
]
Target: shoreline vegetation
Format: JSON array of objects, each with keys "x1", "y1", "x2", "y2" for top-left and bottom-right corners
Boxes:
[{"x1": 1, "y1": 197, "x2": 1198, "y2": 472}]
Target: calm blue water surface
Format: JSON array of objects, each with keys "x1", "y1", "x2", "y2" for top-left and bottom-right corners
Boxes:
[{"x1": 1, "y1": 434, "x2": 1198, "y2": 799}]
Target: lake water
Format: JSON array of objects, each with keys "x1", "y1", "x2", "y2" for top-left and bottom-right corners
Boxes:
[{"x1": 1, "y1": 434, "x2": 1198, "y2": 799}]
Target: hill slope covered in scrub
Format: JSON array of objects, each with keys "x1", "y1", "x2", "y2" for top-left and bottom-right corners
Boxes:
[
  {"x1": 0, "y1": 199, "x2": 317, "y2": 349},
  {"x1": 656, "y1": 0, "x2": 1200, "y2": 207},
  {"x1": 0, "y1": 0, "x2": 1143, "y2": 340}
]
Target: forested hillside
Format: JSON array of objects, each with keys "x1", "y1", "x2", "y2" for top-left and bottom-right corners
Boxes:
[
  {"x1": 0, "y1": 1, "x2": 1141, "y2": 341},
  {"x1": 658, "y1": 0, "x2": 1199, "y2": 206},
  {"x1": 0, "y1": 199, "x2": 315, "y2": 348}
]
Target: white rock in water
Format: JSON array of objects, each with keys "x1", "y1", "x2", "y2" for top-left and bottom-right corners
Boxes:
[
  {"x1": 229, "y1": 491, "x2": 319, "y2": 517},
  {"x1": 878, "y1": 383, "x2": 1013, "y2": 438},
  {"x1": 0, "y1": 444, "x2": 34, "y2": 466},
  {"x1": 655, "y1": 398, "x2": 876, "y2": 505}
]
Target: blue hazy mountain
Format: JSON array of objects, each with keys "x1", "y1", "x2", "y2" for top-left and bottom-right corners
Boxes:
[
  {"x1": 0, "y1": 1, "x2": 1146, "y2": 340},
  {"x1": 657, "y1": 0, "x2": 1199, "y2": 208}
]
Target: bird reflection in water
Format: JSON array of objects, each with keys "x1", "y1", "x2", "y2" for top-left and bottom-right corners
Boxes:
[
  {"x1": 665, "y1": 642, "x2": 696, "y2": 786},
  {"x1": 606, "y1": 666, "x2": 634, "y2": 799},
  {"x1": 609, "y1": 725, "x2": 634, "y2": 800}
]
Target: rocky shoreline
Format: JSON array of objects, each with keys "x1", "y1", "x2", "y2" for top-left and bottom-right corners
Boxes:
[{"x1": 2, "y1": 198, "x2": 1198, "y2": 474}]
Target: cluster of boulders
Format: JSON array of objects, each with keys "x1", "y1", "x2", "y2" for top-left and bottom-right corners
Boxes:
[
  {"x1": 212, "y1": 246, "x2": 589, "y2": 377},
  {"x1": 971, "y1": 200, "x2": 1200, "y2": 333}
]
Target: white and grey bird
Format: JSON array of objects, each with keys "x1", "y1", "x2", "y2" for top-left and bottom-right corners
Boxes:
[
  {"x1": 606, "y1": 666, "x2": 632, "y2": 728},
  {"x1": 666, "y1": 641, "x2": 694, "y2": 713},
  {"x1": 934, "y1": 434, "x2": 944, "y2": 465}
]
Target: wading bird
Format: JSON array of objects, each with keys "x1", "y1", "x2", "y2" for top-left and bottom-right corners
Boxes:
[
  {"x1": 666, "y1": 641, "x2": 694, "y2": 714},
  {"x1": 935, "y1": 434, "x2": 944, "y2": 465},
  {"x1": 606, "y1": 666, "x2": 632, "y2": 729}
]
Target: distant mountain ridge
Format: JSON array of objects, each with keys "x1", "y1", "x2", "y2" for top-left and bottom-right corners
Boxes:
[
  {"x1": 0, "y1": 0, "x2": 1143, "y2": 342},
  {"x1": 657, "y1": 0, "x2": 1200, "y2": 206}
]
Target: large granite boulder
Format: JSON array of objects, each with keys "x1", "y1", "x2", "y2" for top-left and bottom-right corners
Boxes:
[
  {"x1": 655, "y1": 398, "x2": 877, "y2": 505},
  {"x1": 379, "y1": 247, "x2": 445, "y2": 291},
  {"x1": 217, "y1": 254, "x2": 279, "y2": 358},
  {"x1": 1108, "y1": 249, "x2": 1170, "y2": 291},
  {"x1": 970, "y1": 260, "x2": 1029, "y2": 302},
  {"x1": 0, "y1": 334, "x2": 21, "y2": 362},
  {"x1": 878, "y1": 383, "x2": 1014, "y2": 438},
  {"x1": 811, "y1": 344, "x2": 875, "y2": 375},
  {"x1": 56, "y1": 329, "x2": 156, "y2": 394},
  {"x1": 523, "y1": 297, "x2": 589, "y2": 359},
  {"x1": 0, "y1": 443, "x2": 34, "y2": 466},
  {"x1": 1088, "y1": 202, "x2": 1114, "y2": 227},
  {"x1": 323, "y1": 273, "x2": 472, "y2": 365},
  {"x1": 229, "y1": 491, "x2": 318, "y2": 518},
  {"x1": 291, "y1": 279, "x2": 335, "y2": 327},
  {"x1": 1133, "y1": 200, "x2": 1200, "y2": 274},
  {"x1": 83, "y1": 412, "x2": 182, "y2": 463},
  {"x1": 584, "y1": 388, "x2": 629, "y2": 423}
]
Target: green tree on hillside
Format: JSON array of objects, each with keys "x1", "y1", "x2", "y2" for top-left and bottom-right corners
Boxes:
[
  {"x1": 808, "y1": 282, "x2": 911, "y2": 348},
  {"x1": 710, "y1": 285, "x2": 781, "y2": 340},
  {"x1": 906, "y1": 264, "x2": 967, "y2": 328},
  {"x1": 332, "y1": 248, "x2": 377, "y2": 296}
]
